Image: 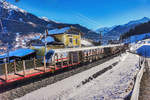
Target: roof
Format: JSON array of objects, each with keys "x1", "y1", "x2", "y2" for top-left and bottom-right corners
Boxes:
[
  {"x1": 47, "y1": 41, "x2": 64, "y2": 45},
  {"x1": 51, "y1": 44, "x2": 124, "y2": 53},
  {"x1": 42, "y1": 36, "x2": 54, "y2": 43},
  {"x1": 0, "y1": 48, "x2": 35, "y2": 58},
  {"x1": 48, "y1": 27, "x2": 71, "y2": 35}
]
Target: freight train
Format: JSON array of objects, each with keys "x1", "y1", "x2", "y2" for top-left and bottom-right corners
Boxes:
[
  {"x1": 0, "y1": 44, "x2": 128, "y2": 86},
  {"x1": 44, "y1": 44, "x2": 127, "y2": 66}
]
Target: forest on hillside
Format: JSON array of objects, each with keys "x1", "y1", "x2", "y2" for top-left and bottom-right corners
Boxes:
[{"x1": 121, "y1": 21, "x2": 150, "y2": 39}]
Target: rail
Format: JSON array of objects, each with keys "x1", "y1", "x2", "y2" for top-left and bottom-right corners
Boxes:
[{"x1": 131, "y1": 57, "x2": 145, "y2": 100}]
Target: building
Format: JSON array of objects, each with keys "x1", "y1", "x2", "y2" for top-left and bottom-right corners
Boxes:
[
  {"x1": 30, "y1": 26, "x2": 82, "y2": 57},
  {"x1": 0, "y1": 48, "x2": 36, "y2": 64},
  {"x1": 48, "y1": 26, "x2": 81, "y2": 48}
]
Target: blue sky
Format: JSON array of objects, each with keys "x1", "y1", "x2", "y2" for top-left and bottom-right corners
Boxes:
[{"x1": 7, "y1": 0, "x2": 150, "y2": 30}]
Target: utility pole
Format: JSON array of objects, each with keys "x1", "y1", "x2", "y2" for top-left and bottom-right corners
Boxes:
[
  {"x1": 99, "y1": 31, "x2": 102, "y2": 45},
  {"x1": 44, "y1": 32, "x2": 47, "y2": 56},
  {"x1": 45, "y1": 29, "x2": 48, "y2": 55},
  {"x1": 0, "y1": 18, "x2": 4, "y2": 33},
  {"x1": 7, "y1": 43, "x2": 10, "y2": 63}
]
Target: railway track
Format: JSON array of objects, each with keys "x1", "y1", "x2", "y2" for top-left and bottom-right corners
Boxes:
[{"x1": 0, "y1": 52, "x2": 123, "y2": 100}]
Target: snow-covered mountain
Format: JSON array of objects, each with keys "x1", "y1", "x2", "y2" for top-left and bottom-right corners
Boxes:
[
  {"x1": 125, "y1": 17, "x2": 150, "y2": 26},
  {"x1": 0, "y1": 0, "x2": 99, "y2": 46},
  {"x1": 0, "y1": 0, "x2": 26, "y2": 13},
  {"x1": 96, "y1": 25, "x2": 117, "y2": 34},
  {"x1": 96, "y1": 17, "x2": 150, "y2": 43}
]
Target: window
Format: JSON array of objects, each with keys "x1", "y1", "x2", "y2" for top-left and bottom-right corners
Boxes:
[
  {"x1": 76, "y1": 39, "x2": 78, "y2": 44},
  {"x1": 69, "y1": 38, "x2": 73, "y2": 43}
]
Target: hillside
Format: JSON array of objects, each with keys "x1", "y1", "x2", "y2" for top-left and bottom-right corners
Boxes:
[
  {"x1": 0, "y1": 1, "x2": 99, "y2": 46},
  {"x1": 96, "y1": 17, "x2": 150, "y2": 42},
  {"x1": 122, "y1": 21, "x2": 150, "y2": 39}
]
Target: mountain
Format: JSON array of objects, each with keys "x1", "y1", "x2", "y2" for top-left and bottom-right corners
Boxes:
[
  {"x1": 96, "y1": 17, "x2": 150, "y2": 43},
  {"x1": 95, "y1": 25, "x2": 117, "y2": 34},
  {"x1": 122, "y1": 21, "x2": 150, "y2": 39},
  {"x1": 0, "y1": 1, "x2": 57, "y2": 33},
  {"x1": 0, "y1": 0, "x2": 99, "y2": 45}
]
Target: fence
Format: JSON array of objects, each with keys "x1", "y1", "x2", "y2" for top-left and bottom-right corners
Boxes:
[
  {"x1": 0, "y1": 57, "x2": 43, "y2": 80},
  {"x1": 131, "y1": 57, "x2": 145, "y2": 100}
]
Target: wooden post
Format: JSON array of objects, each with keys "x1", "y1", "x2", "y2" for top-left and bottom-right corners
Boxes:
[
  {"x1": 23, "y1": 60, "x2": 26, "y2": 76},
  {"x1": 44, "y1": 56, "x2": 46, "y2": 72},
  {"x1": 14, "y1": 59, "x2": 17, "y2": 74},
  {"x1": 98, "y1": 49, "x2": 100, "y2": 59},
  {"x1": 4, "y1": 63, "x2": 8, "y2": 80},
  {"x1": 94, "y1": 50, "x2": 95, "y2": 60},
  {"x1": 61, "y1": 54, "x2": 63, "y2": 67},
  {"x1": 34, "y1": 57, "x2": 36, "y2": 69}
]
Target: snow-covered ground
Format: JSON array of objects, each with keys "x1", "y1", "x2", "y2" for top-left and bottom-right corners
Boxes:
[
  {"x1": 16, "y1": 52, "x2": 140, "y2": 100},
  {"x1": 81, "y1": 39, "x2": 94, "y2": 46},
  {"x1": 130, "y1": 39, "x2": 150, "y2": 56}
]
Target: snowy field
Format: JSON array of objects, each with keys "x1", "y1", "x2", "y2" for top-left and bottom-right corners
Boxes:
[{"x1": 16, "y1": 52, "x2": 140, "y2": 100}]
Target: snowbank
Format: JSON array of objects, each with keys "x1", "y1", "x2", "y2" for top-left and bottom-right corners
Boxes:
[
  {"x1": 125, "y1": 33, "x2": 150, "y2": 44},
  {"x1": 16, "y1": 52, "x2": 140, "y2": 100},
  {"x1": 129, "y1": 39, "x2": 150, "y2": 57}
]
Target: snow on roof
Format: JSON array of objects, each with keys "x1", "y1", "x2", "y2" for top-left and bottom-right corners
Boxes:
[
  {"x1": 11, "y1": 48, "x2": 35, "y2": 57},
  {"x1": 48, "y1": 27, "x2": 70, "y2": 35},
  {"x1": 42, "y1": 36, "x2": 54, "y2": 43},
  {"x1": 0, "y1": 55, "x2": 5, "y2": 59},
  {"x1": 0, "y1": 48, "x2": 35, "y2": 58},
  {"x1": 33, "y1": 35, "x2": 41, "y2": 40}
]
